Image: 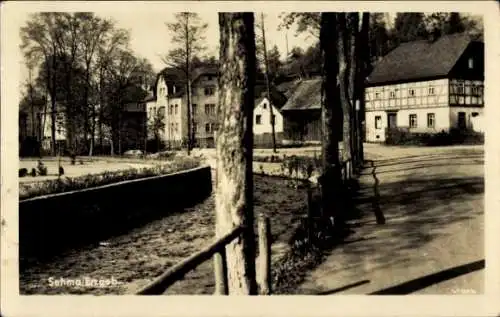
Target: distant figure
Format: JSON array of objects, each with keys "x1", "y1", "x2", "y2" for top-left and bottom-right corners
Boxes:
[
  {"x1": 30, "y1": 168, "x2": 36, "y2": 177},
  {"x1": 19, "y1": 168, "x2": 28, "y2": 177},
  {"x1": 59, "y1": 166, "x2": 65, "y2": 176}
]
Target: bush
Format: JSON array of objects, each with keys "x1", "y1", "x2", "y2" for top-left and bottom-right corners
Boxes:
[
  {"x1": 37, "y1": 160, "x2": 47, "y2": 176},
  {"x1": 19, "y1": 156, "x2": 201, "y2": 200},
  {"x1": 385, "y1": 128, "x2": 484, "y2": 146}
]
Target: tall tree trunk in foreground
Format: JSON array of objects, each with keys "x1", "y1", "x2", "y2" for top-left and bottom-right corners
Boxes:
[
  {"x1": 357, "y1": 13, "x2": 370, "y2": 165},
  {"x1": 347, "y1": 13, "x2": 359, "y2": 171},
  {"x1": 215, "y1": 12, "x2": 258, "y2": 295},
  {"x1": 337, "y1": 13, "x2": 353, "y2": 178},
  {"x1": 319, "y1": 13, "x2": 343, "y2": 226}
]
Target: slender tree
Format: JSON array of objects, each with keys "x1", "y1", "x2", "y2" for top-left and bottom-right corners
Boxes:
[
  {"x1": 80, "y1": 13, "x2": 113, "y2": 156},
  {"x1": 20, "y1": 12, "x2": 60, "y2": 155},
  {"x1": 215, "y1": 12, "x2": 258, "y2": 295},
  {"x1": 163, "y1": 13, "x2": 208, "y2": 155},
  {"x1": 259, "y1": 13, "x2": 277, "y2": 153}
]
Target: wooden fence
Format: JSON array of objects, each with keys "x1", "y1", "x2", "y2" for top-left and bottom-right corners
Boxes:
[{"x1": 136, "y1": 215, "x2": 272, "y2": 295}]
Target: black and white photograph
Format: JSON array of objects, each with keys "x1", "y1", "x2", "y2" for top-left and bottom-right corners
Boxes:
[{"x1": 1, "y1": 1, "x2": 499, "y2": 316}]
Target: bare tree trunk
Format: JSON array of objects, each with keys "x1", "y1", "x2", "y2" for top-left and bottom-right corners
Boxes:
[
  {"x1": 89, "y1": 103, "x2": 96, "y2": 156},
  {"x1": 347, "y1": 13, "x2": 359, "y2": 172},
  {"x1": 185, "y1": 14, "x2": 193, "y2": 155},
  {"x1": 319, "y1": 13, "x2": 343, "y2": 225},
  {"x1": 260, "y1": 13, "x2": 277, "y2": 153},
  {"x1": 358, "y1": 13, "x2": 370, "y2": 165},
  {"x1": 338, "y1": 13, "x2": 352, "y2": 177},
  {"x1": 50, "y1": 52, "x2": 57, "y2": 156},
  {"x1": 215, "y1": 12, "x2": 257, "y2": 295}
]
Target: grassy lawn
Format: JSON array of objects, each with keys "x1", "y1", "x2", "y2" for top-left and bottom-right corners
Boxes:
[{"x1": 19, "y1": 174, "x2": 309, "y2": 295}]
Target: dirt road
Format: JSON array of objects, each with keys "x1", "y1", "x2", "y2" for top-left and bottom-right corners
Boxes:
[{"x1": 297, "y1": 144, "x2": 484, "y2": 295}]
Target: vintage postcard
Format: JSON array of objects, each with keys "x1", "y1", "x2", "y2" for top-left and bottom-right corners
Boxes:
[{"x1": 1, "y1": 1, "x2": 499, "y2": 317}]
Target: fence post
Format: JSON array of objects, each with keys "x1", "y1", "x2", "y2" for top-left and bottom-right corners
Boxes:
[
  {"x1": 306, "y1": 182, "x2": 313, "y2": 243},
  {"x1": 257, "y1": 215, "x2": 271, "y2": 295},
  {"x1": 213, "y1": 247, "x2": 228, "y2": 295}
]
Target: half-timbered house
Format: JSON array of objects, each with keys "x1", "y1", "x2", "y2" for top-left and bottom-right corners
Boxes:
[{"x1": 364, "y1": 33, "x2": 484, "y2": 142}]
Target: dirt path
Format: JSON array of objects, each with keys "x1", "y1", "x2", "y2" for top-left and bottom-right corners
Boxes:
[{"x1": 297, "y1": 145, "x2": 484, "y2": 295}]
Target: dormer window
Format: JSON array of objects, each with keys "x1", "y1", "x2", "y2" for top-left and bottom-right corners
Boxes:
[{"x1": 468, "y1": 58, "x2": 474, "y2": 69}]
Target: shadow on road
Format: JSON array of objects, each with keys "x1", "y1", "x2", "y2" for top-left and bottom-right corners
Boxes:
[
  {"x1": 317, "y1": 279, "x2": 371, "y2": 295},
  {"x1": 369, "y1": 259, "x2": 485, "y2": 295},
  {"x1": 337, "y1": 154, "x2": 484, "y2": 276}
]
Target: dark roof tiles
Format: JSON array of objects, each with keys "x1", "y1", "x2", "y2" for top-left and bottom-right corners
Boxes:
[
  {"x1": 281, "y1": 78, "x2": 322, "y2": 111},
  {"x1": 367, "y1": 33, "x2": 474, "y2": 85}
]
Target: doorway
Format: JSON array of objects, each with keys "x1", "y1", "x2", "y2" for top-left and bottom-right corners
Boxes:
[
  {"x1": 458, "y1": 112, "x2": 466, "y2": 130},
  {"x1": 387, "y1": 112, "x2": 397, "y2": 129}
]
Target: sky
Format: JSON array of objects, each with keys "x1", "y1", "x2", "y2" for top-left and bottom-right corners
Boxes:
[
  {"x1": 16, "y1": 9, "x2": 482, "y2": 87},
  {"x1": 86, "y1": 11, "x2": 317, "y2": 73}
]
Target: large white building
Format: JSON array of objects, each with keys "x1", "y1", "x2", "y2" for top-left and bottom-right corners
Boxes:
[
  {"x1": 153, "y1": 67, "x2": 288, "y2": 148},
  {"x1": 364, "y1": 33, "x2": 484, "y2": 142}
]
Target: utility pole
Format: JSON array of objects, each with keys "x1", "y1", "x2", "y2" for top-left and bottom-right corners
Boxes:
[
  {"x1": 285, "y1": 32, "x2": 289, "y2": 58},
  {"x1": 260, "y1": 13, "x2": 277, "y2": 153}
]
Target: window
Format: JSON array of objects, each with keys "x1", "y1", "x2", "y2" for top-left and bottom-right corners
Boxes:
[
  {"x1": 375, "y1": 92, "x2": 380, "y2": 99},
  {"x1": 408, "y1": 89, "x2": 415, "y2": 97},
  {"x1": 204, "y1": 104, "x2": 216, "y2": 115},
  {"x1": 205, "y1": 123, "x2": 210, "y2": 133},
  {"x1": 207, "y1": 75, "x2": 213, "y2": 81},
  {"x1": 427, "y1": 113, "x2": 435, "y2": 128},
  {"x1": 169, "y1": 105, "x2": 173, "y2": 115},
  {"x1": 204, "y1": 86, "x2": 215, "y2": 96},
  {"x1": 471, "y1": 86, "x2": 479, "y2": 96},
  {"x1": 409, "y1": 114, "x2": 417, "y2": 128},
  {"x1": 389, "y1": 91, "x2": 396, "y2": 99},
  {"x1": 175, "y1": 123, "x2": 179, "y2": 133},
  {"x1": 375, "y1": 116, "x2": 382, "y2": 129},
  {"x1": 192, "y1": 104, "x2": 197, "y2": 114},
  {"x1": 263, "y1": 102, "x2": 267, "y2": 109},
  {"x1": 457, "y1": 83, "x2": 465, "y2": 94},
  {"x1": 468, "y1": 58, "x2": 474, "y2": 69},
  {"x1": 158, "y1": 106, "x2": 165, "y2": 117},
  {"x1": 256, "y1": 115, "x2": 262, "y2": 125},
  {"x1": 174, "y1": 104, "x2": 178, "y2": 115},
  {"x1": 193, "y1": 122, "x2": 197, "y2": 133},
  {"x1": 428, "y1": 87, "x2": 435, "y2": 95}
]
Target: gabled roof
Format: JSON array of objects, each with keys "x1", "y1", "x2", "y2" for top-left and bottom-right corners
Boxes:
[
  {"x1": 142, "y1": 91, "x2": 156, "y2": 103},
  {"x1": 366, "y1": 33, "x2": 477, "y2": 86},
  {"x1": 191, "y1": 65, "x2": 218, "y2": 83},
  {"x1": 254, "y1": 85, "x2": 288, "y2": 110},
  {"x1": 276, "y1": 79, "x2": 303, "y2": 99},
  {"x1": 281, "y1": 78, "x2": 322, "y2": 111}
]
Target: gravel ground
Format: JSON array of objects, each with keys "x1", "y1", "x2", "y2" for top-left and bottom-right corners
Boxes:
[{"x1": 19, "y1": 173, "x2": 308, "y2": 295}]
